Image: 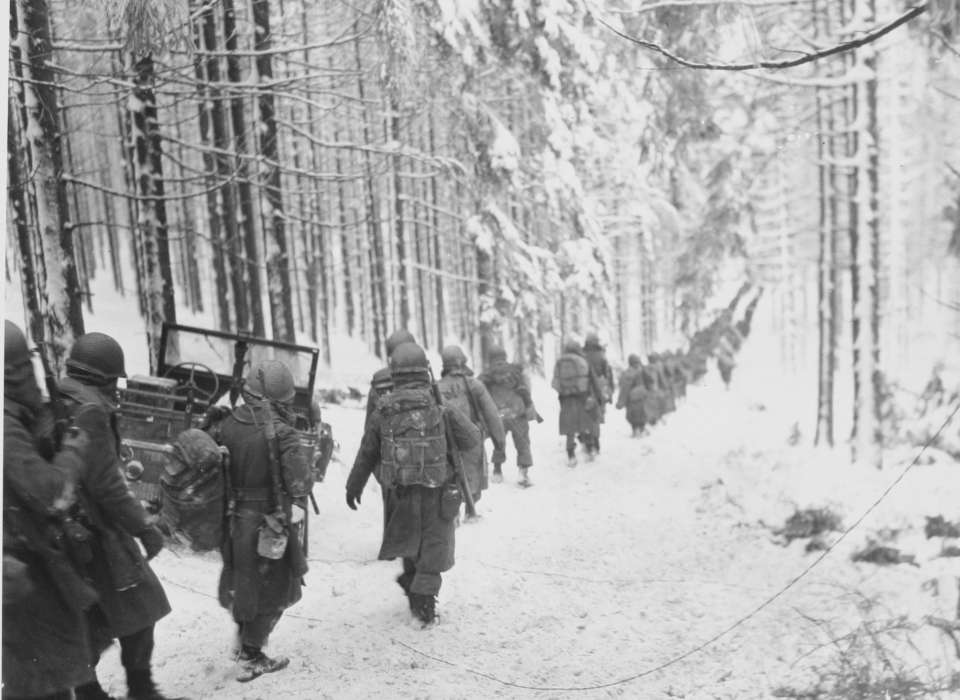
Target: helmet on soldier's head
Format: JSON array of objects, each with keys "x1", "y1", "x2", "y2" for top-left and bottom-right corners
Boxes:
[
  {"x1": 584, "y1": 332, "x2": 601, "y2": 348},
  {"x1": 5, "y1": 321, "x2": 33, "y2": 382},
  {"x1": 628, "y1": 353, "x2": 641, "y2": 367},
  {"x1": 66, "y1": 332, "x2": 126, "y2": 384},
  {"x1": 441, "y1": 345, "x2": 467, "y2": 370},
  {"x1": 488, "y1": 345, "x2": 507, "y2": 363},
  {"x1": 563, "y1": 338, "x2": 581, "y2": 354},
  {"x1": 389, "y1": 342, "x2": 429, "y2": 378},
  {"x1": 385, "y1": 329, "x2": 416, "y2": 358},
  {"x1": 648, "y1": 352, "x2": 659, "y2": 363},
  {"x1": 245, "y1": 359, "x2": 296, "y2": 403}
]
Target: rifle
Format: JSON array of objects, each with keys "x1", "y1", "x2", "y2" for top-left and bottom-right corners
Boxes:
[
  {"x1": 429, "y1": 372, "x2": 477, "y2": 519},
  {"x1": 35, "y1": 341, "x2": 71, "y2": 450},
  {"x1": 256, "y1": 374, "x2": 310, "y2": 573}
]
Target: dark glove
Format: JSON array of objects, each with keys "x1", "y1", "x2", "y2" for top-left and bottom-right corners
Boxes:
[
  {"x1": 138, "y1": 526, "x2": 164, "y2": 560},
  {"x1": 346, "y1": 490, "x2": 362, "y2": 511},
  {"x1": 491, "y1": 446, "x2": 506, "y2": 464},
  {"x1": 524, "y1": 405, "x2": 537, "y2": 422}
]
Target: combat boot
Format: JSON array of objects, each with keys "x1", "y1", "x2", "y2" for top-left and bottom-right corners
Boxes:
[
  {"x1": 396, "y1": 571, "x2": 413, "y2": 598},
  {"x1": 75, "y1": 681, "x2": 117, "y2": 700},
  {"x1": 237, "y1": 647, "x2": 290, "y2": 683},
  {"x1": 518, "y1": 467, "x2": 532, "y2": 488},
  {"x1": 491, "y1": 463, "x2": 503, "y2": 483},
  {"x1": 126, "y1": 668, "x2": 187, "y2": 700},
  {"x1": 409, "y1": 592, "x2": 437, "y2": 625}
]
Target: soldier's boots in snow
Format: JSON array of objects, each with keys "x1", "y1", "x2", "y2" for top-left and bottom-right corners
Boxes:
[
  {"x1": 567, "y1": 449, "x2": 577, "y2": 468},
  {"x1": 237, "y1": 646, "x2": 290, "y2": 683},
  {"x1": 491, "y1": 463, "x2": 504, "y2": 483},
  {"x1": 396, "y1": 571, "x2": 414, "y2": 598},
  {"x1": 409, "y1": 592, "x2": 437, "y2": 625},
  {"x1": 518, "y1": 467, "x2": 532, "y2": 488},
  {"x1": 126, "y1": 669, "x2": 186, "y2": 700}
]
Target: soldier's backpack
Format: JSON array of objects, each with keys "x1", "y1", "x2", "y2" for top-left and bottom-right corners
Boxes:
[
  {"x1": 159, "y1": 428, "x2": 227, "y2": 551},
  {"x1": 555, "y1": 355, "x2": 589, "y2": 396},
  {"x1": 380, "y1": 393, "x2": 448, "y2": 488}
]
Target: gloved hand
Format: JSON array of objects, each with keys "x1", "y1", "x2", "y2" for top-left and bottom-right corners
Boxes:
[
  {"x1": 138, "y1": 526, "x2": 164, "y2": 560},
  {"x1": 491, "y1": 446, "x2": 506, "y2": 464},
  {"x1": 524, "y1": 406, "x2": 537, "y2": 422},
  {"x1": 290, "y1": 505, "x2": 306, "y2": 524},
  {"x1": 346, "y1": 490, "x2": 362, "y2": 511}
]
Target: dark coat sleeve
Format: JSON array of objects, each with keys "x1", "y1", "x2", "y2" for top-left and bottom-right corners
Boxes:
[
  {"x1": 470, "y1": 379, "x2": 505, "y2": 450},
  {"x1": 277, "y1": 422, "x2": 313, "y2": 500},
  {"x1": 444, "y1": 404, "x2": 481, "y2": 452},
  {"x1": 346, "y1": 417, "x2": 381, "y2": 496},
  {"x1": 3, "y1": 413, "x2": 84, "y2": 515},
  {"x1": 72, "y1": 403, "x2": 152, "y2": 536}
]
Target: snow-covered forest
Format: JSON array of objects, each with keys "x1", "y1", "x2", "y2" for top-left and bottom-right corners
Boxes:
[{"x1": 5, "y1": 0, "x2": 960, "y2": 697}]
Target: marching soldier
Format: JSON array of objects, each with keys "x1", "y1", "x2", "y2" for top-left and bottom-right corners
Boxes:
[
  {"x1": 438, "y1": 345, "x2": 505, "y2": 503},
  {"x1": 3, "y1": 321, "x2": 96, "y2": 700},
  {"x1": 552, "y1": 338, "x2": 605, "y2": 467},
  {"x1": 207, "y1": 360, "x2": 312, "y2": 682},
  {"x1": 364, "y1": 329, "x2": 416, "y2": 430},
  {"x1": 58, "y1": 333, "x2": 179, "y2": 700},
  {"x1": 582, "y1": 333, "x2": 614, "y2": 454},
  {"x1": 616, "y1": 354, "x2": 648, "y2": 437},
  {"x1": 478, "y1": 345, "x2": 540, "y2": 487},
  {"x1": 346, "y1": 343, "x2": 479, "y2": 625}
]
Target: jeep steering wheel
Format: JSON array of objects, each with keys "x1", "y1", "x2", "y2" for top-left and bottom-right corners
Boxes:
[{"x1": 162, "y1": 362, "x2": 221, "y2": 405}]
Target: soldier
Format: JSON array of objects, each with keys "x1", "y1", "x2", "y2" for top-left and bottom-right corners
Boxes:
[
  {"x1": 715, "y1": 334, "x2": 736, "y2": 390},
  {"x1": 478, "y1": 345, "x2": 540, "y2": 487},
  {"x1": 364, "y1": 329, "x2": 416, "y2": 430},
  {"x1": 552, "y1": 338, "x2": 605, "y2": 467},
  {"x1": 615, "y1": 354, "x2": 647, "y2": 437},
  {"x1": 346, "y1": 343, "x2": 480, "y2": 625},
  {"x1": 57, "y1": 333, "x2": 178, "y2": 700},
  {"x1": 582, "y1": 333, "x2": 614, "y2": 454},
  {"x1": 438, "y1": 345, "x2": 506, "y2": 502},
  {"x1": 648, "y1": 352, "x2": 676, "y2": 419},
  {"x1": 207, "y1": 360, "x2": 312, "y2": 682},
  {"x1": 3, "y1": 321, "x2": 96, "y2": 700}
]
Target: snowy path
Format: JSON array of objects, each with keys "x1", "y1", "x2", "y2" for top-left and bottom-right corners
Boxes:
[{"x1": 100, "y1": 355, "x2": 959, "y2": 699}]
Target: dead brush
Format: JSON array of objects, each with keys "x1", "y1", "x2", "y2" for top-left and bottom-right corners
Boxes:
[
  {"x1": 773, "y1": 507, "x2": 844, "y2": 545},
  {"x1": 773, "y1": 594, "x2": 960, "y2": 699}
]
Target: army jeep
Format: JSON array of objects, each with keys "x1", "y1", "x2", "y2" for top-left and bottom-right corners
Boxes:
[{"x1": 117, "y1": 323, "x2": 333, "y2": 515}]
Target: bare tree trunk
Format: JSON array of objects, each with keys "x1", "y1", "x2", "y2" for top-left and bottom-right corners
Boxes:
[
  {"x1": 252, "y1": 0, "x2": 295, "y2": 342},
  {"x1": 223, "y1": 0, "x2": 265, "y2": 336},
  {"x1": 15, "y1": 0, "x2": 84, "y2": 367}
]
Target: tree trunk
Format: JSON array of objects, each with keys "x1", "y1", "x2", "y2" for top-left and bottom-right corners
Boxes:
[
  {"x1": 223, "y1": 0, "x2": 265, "y2": 336},
  {"x1": 15, "y1": 0, "x2": 84, "y2": 368},
  {"x1": 251, "y1": 0, "x2": 295, "y2": 342}
]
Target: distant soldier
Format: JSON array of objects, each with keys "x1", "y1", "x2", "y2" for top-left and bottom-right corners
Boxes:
[
  {"x1": 3, "y1": 321, "x2": 97, "y2": 700},
  {"x1": 478, "y1": 345, "x2": 540, "y2": 487},
  {"x1": 715, "y1": 335, "x2": 736, "y2": 389},
  {"x1": 58, "y1": 333, "x2": 179, "y2": 700},
  {"x1": 364, "y1": 329, "x2": 416, "y2": 430},
  {"x1": 582, "y1": 333, "x2": 614, "y2": 454},
  {"x1": 648, "y1": 352, "x2": 676, "y2": 418},
  {"x1": 552, "y1": 338, "x2": 605, "y2": 467},
  {"x1": 346, "y1": 343, "x2": 480, "y2": 625},
  {"x1": 438, "y1": 345, "x2": 506, "y2": 502},
  {"x1": 207, "y1": 360, "x2": 312, "y2": 682},
  {"x1": 616, "y1": 354, "x2": 648, "y2": 437}
]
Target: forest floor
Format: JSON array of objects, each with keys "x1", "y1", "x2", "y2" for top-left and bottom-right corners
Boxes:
[{"x1": 98, "y1": 338, "x2": 960, "y2": 699}]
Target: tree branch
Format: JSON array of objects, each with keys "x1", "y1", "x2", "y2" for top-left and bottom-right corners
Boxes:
[{"x1": 590, "y1": 2, "x2": 928, "y2": 71}]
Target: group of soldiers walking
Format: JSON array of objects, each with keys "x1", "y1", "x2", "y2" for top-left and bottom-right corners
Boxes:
[{"x1": 3, "y1": 295, "x2": 757, "y2": 697}]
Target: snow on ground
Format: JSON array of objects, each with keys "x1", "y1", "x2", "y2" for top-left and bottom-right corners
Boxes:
[{"x1": 94, "y1": 334, "x2": 960, "y2": 699}]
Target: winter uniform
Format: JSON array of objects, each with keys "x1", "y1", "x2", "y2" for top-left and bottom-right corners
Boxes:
[
  {"x1": 58, "y1": 332, "x2": 175, "y2": 700},
  {"x1": 346, "y1": 343, "x2": 480, "y2": 624},
  {"x1": 552, "y1": 340, "x2": 605, "y2": 465},
  {"x1": 363, "y1": 329, "x2": 416, "y2": 431},
  {"x1": 3, "y1": 322, "x2": 96, "y2": 700},
  {"x1": 208, "y1": 360, "x2": 312, "y2": 681},
  {"x1": 478, "y1": 346, "x2": 538, "y2": 486},
  {"x1": 582, "y1": 334, "x2": 614, "y2": 453},
  {"x1": 438, "y1": 346, "x2": 505, "y2": 501},
  {"x1": 615, "y1": 354, "x2": 648, "y2": 436},
  {"x1": 648, "y1": 353, "x2": 676, "y2": 417}
]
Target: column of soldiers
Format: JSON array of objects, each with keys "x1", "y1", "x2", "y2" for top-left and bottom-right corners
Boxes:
[{"x1": 4, "y1": 300, "x2": 759, "y2": 695}]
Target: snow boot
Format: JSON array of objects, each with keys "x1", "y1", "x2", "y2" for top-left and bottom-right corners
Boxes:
[
  {"x1": 491, "y1": 464, "x2": 503, "y2": 483},
  {"x1": 409, "y1": 593, "x2": 437, "y2": 625},
  {"x1": 126, "y1": 668, "x2": 186, "y2": 700},
  {"x1": 75, "y1": 681, "x2": 118, "y2": 700},
  {"x1": 567, "y1": 454, "x2": 577, "y2": 468},
  {"x1": 396, "y1": 571, "x2": 414, "y2": 598},
  {"x1": 518, "y1": 467, "x2": 532, "y2": 488},
  {"x1": 237, "y1": 647, "x2": 290, "y2": 683}
]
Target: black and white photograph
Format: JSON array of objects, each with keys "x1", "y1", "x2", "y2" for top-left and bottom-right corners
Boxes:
[{"x1": 3, "y1": 0, "x2": 960, "y2": 697}]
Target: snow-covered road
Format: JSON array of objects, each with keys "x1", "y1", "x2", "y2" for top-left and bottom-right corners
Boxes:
[{"x1": 99, "y1": 348, "x2": 960, "y2": 699}]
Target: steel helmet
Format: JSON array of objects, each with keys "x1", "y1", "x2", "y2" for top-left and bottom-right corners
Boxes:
[
  {"x1": 389, "y1": 342, "x2": 429, "y2": 378},
  {"x1": 487, "y1": 345, "x2": 507, "y2": 363},
  {"x1": 66, "y1": 332, "x2": 127, "y2": 383},
  {"x1": 562, "y1": 338, "x2": 581, "y2": 354},
  {"x1": 5, "y1": 321, "x2": 32, "y2": 382},
  {"x1": 385, "y1": 329, "x2": 416, "y2": 358},
  {"x1": 628, "y1": 353, "x2": 641, "y2": 367},
  {"x1": 584, "y1": 332, "x2": 601, "y2": 348},
  {"x1": 245, "y1": 359, "x2": 296, "y2": 403},
  {"x1": 441, "y1": 345, "x2": 467, "y2": 370}
]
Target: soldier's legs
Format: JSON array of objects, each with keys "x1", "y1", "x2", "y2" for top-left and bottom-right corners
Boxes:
[
  {"x1": 510, "y1": 419, "x2": 532, "y2": 468},
  {"x1": 238, "y1": 612, "x2": 282, "y2": 652}
]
